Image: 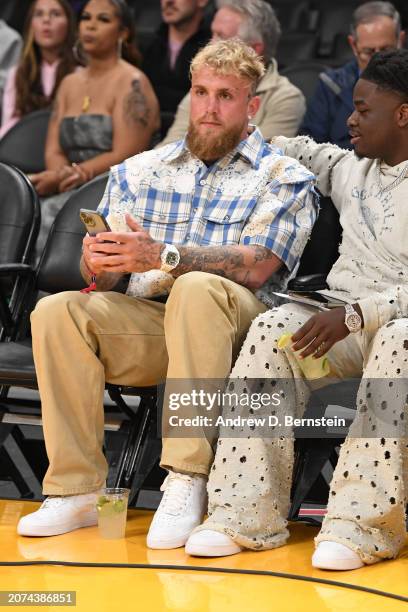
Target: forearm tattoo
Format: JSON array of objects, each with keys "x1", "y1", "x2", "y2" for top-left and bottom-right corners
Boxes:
[
  {"x1": 172, "y1": 245, "x2": 273, "y2": 286},
  {"x1": 123, "y1": 79, "x2": 150, "y2": 128}
]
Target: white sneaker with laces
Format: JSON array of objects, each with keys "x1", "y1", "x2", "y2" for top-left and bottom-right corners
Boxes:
[
  {"x1": 185, "y1": 529, "x2": 242, "y2": 557},
  {"x1": 312, "y1": 541, "x2": 364, "y2": 570},
  {"x1": 146, "y1": 471, "x2": 207, "y2": 549},
  {"x1": 17, "y1": 492, "x2": 100, "y2": 537}
]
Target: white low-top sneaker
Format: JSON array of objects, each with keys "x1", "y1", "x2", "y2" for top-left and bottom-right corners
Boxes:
[
  {"x1": 185, "y1": 529, "x2": 242, "y2": 557},
  {"x1": 312, "y1": 541, "x2": 364, "y2": 570},
  {"x1": 146, "y1": 471, "x2": 207, "y2": 549},
  {"x1": 17, "y1": 492, "x2": 100, "y2": 537}
]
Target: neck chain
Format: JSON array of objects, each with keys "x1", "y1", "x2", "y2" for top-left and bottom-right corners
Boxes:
[
  {"x1": 376, "y1": 159, "x2": 408, "y2": 194},
  {"x1": 81, "y1": 62, "x2": 119, "y2": 113}
]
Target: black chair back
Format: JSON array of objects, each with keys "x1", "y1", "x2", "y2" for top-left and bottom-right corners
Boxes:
[
  {"x1": 281, "y1": 62, "x2": 329, "y2": 104},
  {"x1": 0, "y1": 110, "x2": 51, "y2": 174},
  {"x1": 0, "y1": 163, "x2": 40, "y2": 268},
  {"x1": 276, "y1": 33, "x2": 317, "y2": 69},
  {"x1": 297, "y1": 194, "x2": 342, "y2": 277},
  {"x1": 37, "y1": 173, "x2": 109, "y2": 294}
]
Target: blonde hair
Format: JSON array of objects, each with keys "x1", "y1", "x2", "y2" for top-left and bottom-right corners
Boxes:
[{"x1": 190, "y1": 38, "x2": 265, "y2": 95}]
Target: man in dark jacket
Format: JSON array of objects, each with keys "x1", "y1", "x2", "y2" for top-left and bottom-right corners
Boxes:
[
  {"x1": 300, "y1": 1, "x2": 405, "y2": 149},
  {"x1": 142, "y1": 0, "x2": 211, "y2": 114}
]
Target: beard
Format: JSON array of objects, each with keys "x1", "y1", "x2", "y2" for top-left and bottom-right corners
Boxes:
[{"x1": 186, "y1": 118, "x2": 246, "y2": 162}]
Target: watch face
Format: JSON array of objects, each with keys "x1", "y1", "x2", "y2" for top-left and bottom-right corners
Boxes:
[
  {"x1": 166, "y1": 252, "x2": 179, "y2": 266},
  {"x1": 346, "y1": 314, "x2": 361, "y2": 330}
]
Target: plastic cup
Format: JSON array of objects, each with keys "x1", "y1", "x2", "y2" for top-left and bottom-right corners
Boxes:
[{"x1": 96, "y1": 488, "x2": 130, "y2": 539}]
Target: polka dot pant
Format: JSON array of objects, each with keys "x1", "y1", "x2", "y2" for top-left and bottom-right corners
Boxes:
[{"x1": 193, "y1": 303, "x2": 408, "y2": 564}]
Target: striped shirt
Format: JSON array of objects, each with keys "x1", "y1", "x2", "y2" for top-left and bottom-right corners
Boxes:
[{"x1": 97, "y1": 127, "x2": 317, "y2": 304}]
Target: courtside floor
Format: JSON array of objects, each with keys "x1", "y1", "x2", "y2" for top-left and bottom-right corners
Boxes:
[{"x1": 0, "y1": 499, "x2": 407, "y2": 611}]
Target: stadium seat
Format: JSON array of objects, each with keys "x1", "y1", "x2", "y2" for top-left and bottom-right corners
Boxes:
[
  {"x1": 0, "y1": 162, "x2": 40, "y2": 497},
  {"x1": 281, "y1": 62, "x2": 329, "y2": 104},
  {"x1": 0, "y1": 172, "x2": 158, "y2": 503},
  {"x1": 0, "y1": 163, "x2": 40, "y2": 336},
  {"x1": 134, "y1": 1, "x2": 162, "y2": 55},
  {"x1": 0, "y1": 109, "x2": 51, "y2": 174},
  {"x1": 313, "y1": 1, "x2": 358, "y2": 58},
  {"x1": 0, "y1": 0, "x2": 32, "y2": 33},
  {"x1": 276, "y1": 33, "x2": 318, "y2": 69},
  {"x1": 269, "y1": 0, "x2": 312, "y2": 32}
]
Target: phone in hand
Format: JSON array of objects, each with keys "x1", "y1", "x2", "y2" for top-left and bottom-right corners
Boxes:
[{"x1": 79, "y1": 209, "x2": 111, "y2": 235}]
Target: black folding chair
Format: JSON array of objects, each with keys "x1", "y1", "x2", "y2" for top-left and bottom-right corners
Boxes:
[
  {"x1": 0, "y1": 109, "x2": 51, "y2": 174},
  {"x1": 281, "y1": 62, "x2": 330, "y2": 105},
  {"x1": 0, "y1": 163, "x2": 40, "y2": 338},
  {"x1": 0, "y1": 172, "x2": 158, "y2": 503},
  {"x1": 0, "y1": 162, "x2": 40, "y2": 496}
]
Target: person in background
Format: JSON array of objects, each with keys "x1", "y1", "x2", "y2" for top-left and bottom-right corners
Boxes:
[
  {"x1": 0, "y1": 20, "x2": 22, "y2": 111},
  {"x1": 300, "y1": 1, "x2": 405, "y2": 149},
  {"x1": 159, "y1": 0, "x2": 305, "y2": 146},
  {"x1": 28, "y1": 0, "x2": 160, "y2": 262},
  {"x1": 0, "y1": 0, "x2": 76, "y2": 139},
  {"x1": 141, "y1": 0, "x2": 211, "y2": 115}
]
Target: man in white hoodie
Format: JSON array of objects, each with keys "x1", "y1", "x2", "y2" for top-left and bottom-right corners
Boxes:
[{"x1": 186, "y1": 49, "x2": 408, "y2": 571}]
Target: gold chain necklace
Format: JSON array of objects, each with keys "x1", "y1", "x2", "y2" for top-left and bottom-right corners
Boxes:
[
  {"x1": 81, "y1": 62, "x2": 119, "y2": 113},
  {"x1": 82, "y1": 94, "x2": 91, "y2": 113},
  {"x1": 81, "y1": 69, "x2": 92, "y2": 113}
]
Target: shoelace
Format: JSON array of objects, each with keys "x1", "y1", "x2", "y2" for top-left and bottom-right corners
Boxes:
[
  {"x1": 39, "y1": 497, "x2": 66, "y2": 511},
  {"x1": 159, "y1": 473, "x2": 194, "y2": 516}
]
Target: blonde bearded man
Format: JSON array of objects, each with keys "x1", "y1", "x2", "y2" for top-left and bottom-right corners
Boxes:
[{"x1": 17, "y1": 40, "x2": 317, "y2": 550}]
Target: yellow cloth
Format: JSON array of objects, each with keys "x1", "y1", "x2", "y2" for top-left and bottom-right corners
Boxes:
[{"x1": 277, "y1": 332, "x2": 330, "y2": 379}]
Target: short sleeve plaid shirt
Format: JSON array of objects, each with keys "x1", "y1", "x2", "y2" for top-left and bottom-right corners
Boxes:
[{"x1": 97, "y1": 128, "x2": 317, "y2": 305}]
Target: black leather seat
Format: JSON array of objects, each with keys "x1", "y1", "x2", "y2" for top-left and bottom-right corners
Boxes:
[
  {"x1": 0, "y1": 109, "x2": 51, "y2": 174},
  {"x1": 281, "y1": 62, "x2": 329, "y2": 105},
  {"x1": 276, "y1": 33, "x2": 318, "y2": 69},
  {"x1": 0, "y1": 172, "x2": 158, "y2": 499},
  {"x1": 314, "y1": 1, "x2": 358, "y2": 59},
  {"x1": 0, "y1": 174, "x2": 109, "y2": 381},
  {"x1": 0, "y1": 163, "x2": 40, "y2": 338},
  {"x1": 0, "y1": 162, "x2": 40, "y2": 496}
]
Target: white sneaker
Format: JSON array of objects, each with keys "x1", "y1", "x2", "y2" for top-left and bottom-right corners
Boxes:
[
  {"x1": 17, "y1": 492, "x2": 100, "y2": 537},
  {"x1": 312, "y1": 541, "x2": 364, "y2": 570},
  {"x1": 146, "y1": 471, "x2": 207, "y2": 549},
  {"x1": 185, "y1": 529, "x2": 242, "y2": 557}
]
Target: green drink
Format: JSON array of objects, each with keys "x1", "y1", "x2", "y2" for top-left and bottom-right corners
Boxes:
[{"x1": 96, "y1": 488, "x2": 130, "y2": 539}]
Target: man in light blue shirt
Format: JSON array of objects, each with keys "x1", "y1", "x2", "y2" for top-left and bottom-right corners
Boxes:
[{"x1": 18, "y1": 39, "x2": 317, "y2": 548}]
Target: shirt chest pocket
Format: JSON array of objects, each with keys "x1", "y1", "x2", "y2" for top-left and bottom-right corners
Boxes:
[
  {"x1": 201, "y1": 198, "x2": 257, "y2": 245},
  {"x1": 133, "y1": 195, "x2": 191, "y2": 244}
]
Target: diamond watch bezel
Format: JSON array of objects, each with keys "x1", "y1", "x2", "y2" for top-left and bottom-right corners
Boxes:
[
  {"x1": 160, "y1": 244, "x2": 180, "y2": 273},
  {"x1": 344, "y1": 304, "x2": 362, "y2": 333}
]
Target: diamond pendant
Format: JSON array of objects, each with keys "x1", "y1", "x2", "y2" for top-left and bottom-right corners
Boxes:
[{"x1": 82, "y1": 95, "x2": 91, "y2": 113}]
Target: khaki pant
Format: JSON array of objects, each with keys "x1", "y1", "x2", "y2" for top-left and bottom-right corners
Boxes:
[
  {"x1": 195, "y1": 303, "x2": 408, "y2": 564},
  {"x1": 31, "y1": 272, "x2": 266, "y2": 495}
]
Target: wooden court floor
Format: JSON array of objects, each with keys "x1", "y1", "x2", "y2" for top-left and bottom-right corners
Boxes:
[{"x1": 0, "y1": 499, "x2": 407, "y2": 611}]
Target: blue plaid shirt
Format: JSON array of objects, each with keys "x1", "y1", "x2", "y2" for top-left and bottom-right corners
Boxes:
[{"x1": 97, "y1": 128, "x2": 317, "y2": 304}]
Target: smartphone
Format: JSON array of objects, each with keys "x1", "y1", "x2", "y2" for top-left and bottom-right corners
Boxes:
[
  {"x1": 79, "y1": 209, "x2": 111, "y2": 235},
  {"x1": 288, "y1": 291, "x2": 347, "y2": 309},
  {"x1": 273, "y1": 291, "x2": 347, "y2": 310}
]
